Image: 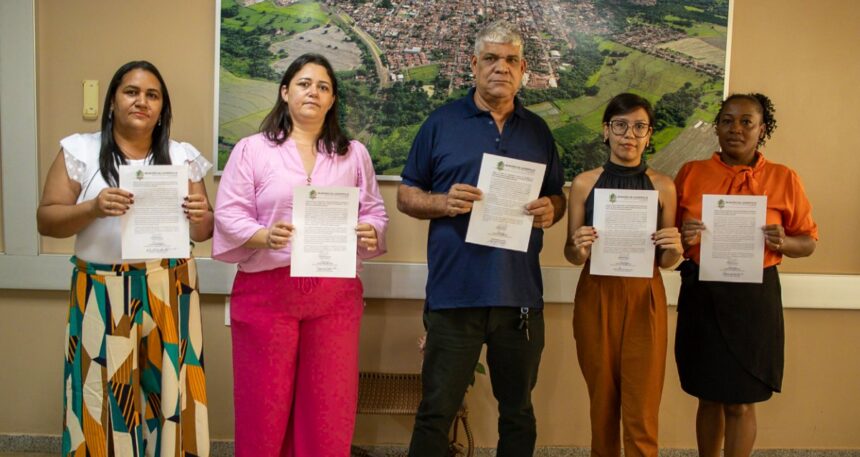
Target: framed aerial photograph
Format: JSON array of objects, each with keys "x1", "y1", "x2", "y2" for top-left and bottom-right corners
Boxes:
[{"x1": 214, "y1": 0, "x2": 729, "y2": 180}]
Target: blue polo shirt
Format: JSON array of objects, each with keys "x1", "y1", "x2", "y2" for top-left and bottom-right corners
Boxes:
[{"x1": 401, "y1": 88, "x2": 564, "y2": 310}]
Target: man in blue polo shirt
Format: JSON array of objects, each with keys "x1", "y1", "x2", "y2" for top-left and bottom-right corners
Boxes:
[{"x1": 398, "y1": 20, "x2": 566, "y2": 457}]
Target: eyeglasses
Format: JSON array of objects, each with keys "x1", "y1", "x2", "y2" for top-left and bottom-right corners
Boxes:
[{"x1": 607, "y1": 120, "x2": 651, "y2": 138}]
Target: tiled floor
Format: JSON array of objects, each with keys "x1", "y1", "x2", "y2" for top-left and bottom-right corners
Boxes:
[
  {"x1": 1, "y1": 454, "x2": 53, "y2": 457},
  {"x1": 4, "y1": 451, "x2": 860, "y2": 457}
]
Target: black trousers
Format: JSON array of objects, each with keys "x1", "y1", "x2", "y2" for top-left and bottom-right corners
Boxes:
[{"x1": 408, "y1": 306, "x2": 545, "y2": 457}]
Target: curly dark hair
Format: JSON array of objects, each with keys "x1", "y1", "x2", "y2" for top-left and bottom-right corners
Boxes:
[{"x1": 715, "y1": 93, "x2": 777, "y2": 147}]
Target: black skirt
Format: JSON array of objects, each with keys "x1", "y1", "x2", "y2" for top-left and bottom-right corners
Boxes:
[{"x1": 674, "y1": 260, "x2": 783, "y2": 404}]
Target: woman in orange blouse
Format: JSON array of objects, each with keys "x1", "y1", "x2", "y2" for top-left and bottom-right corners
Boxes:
[{"x1": 674, "y1": 93, "x2": 817, "y2": 457}]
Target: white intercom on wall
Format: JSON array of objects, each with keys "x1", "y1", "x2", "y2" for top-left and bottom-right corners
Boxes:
[{"x1": 82, "y1": 79, "x2": 98, "y2": 121}]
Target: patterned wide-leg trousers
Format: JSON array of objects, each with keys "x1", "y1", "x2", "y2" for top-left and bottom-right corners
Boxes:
[{"x1": 62, "y1": 256, "x2": 209, "y2": 457}]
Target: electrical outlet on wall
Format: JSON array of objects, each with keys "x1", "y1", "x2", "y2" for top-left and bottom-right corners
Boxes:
[{"x1": 82, "y1": 79, "x2": 98, "y2": 120}]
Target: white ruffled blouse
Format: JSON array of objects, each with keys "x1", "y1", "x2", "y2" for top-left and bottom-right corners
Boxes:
[{"x1": 60, "y1": 132, "x2": 212, "y2": 264}]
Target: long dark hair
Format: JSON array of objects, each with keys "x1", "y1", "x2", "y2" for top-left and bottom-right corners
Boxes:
[
  {"x1": 259, "y1": 53, "x2": 350, "y2": 156},
  {"x1": 99, "y1": 60, "x2": 172, "y2": 187}
]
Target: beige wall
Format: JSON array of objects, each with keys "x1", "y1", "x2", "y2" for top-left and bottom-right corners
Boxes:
[
  {"x1": 35, "y1": 0, "x2": 217, "y2": 256},
  {"x1": 726, "y1": 0, "x2": 860, "y2": 274},
  {"x1": 2, "y1": 0, "x2": 859, "y2": 449},
  {"x1": 0, "y1": 142, "x2": 4, "y2": 252},
  {"x1": 1, "y1": 292, "x2": 859, "y2": 447},
  {"x1": 32, "y1": 0, "x2": 860, "y2": 273}
]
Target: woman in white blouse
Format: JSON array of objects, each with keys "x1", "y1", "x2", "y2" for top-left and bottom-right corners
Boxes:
[{"x1": 37, "y1": 61, "x2": 212, "y2": 457}]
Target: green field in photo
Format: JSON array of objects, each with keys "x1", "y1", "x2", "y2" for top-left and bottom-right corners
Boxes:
[
  {"x1": 218, "y1": 68, "x2": 278, "y2": 148},
  {"x1": 530, "y1": 38, "x2": 722, "y2": 155},
  {"x1": 217, "y1": 1, "x2": 728, "y2": 175},
  {"x1": 223, "y1": 0, "x2": 328, "y2": 34},
  {"x1": 658, "y1": 37, "x2": 726, "y2": 68},
  {"x1": 405, "y1": 64, "x2": 441, "y2": 83}
]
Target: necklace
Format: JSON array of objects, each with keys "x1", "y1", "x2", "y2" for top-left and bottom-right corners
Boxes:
[{"x1": 291, "y1": 138, "x2": 316, "y2": 185}]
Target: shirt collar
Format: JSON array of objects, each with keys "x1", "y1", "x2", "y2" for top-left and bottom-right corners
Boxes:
[
  {"x1": 710, "y1": 150, "x2": 767, "y2": 173},
  {"x1": 711, "y1": 151, "x2": 767, "y2": 194},
  {"x1": 463, "y1": 87, "x2": 526, "y2": 119}
]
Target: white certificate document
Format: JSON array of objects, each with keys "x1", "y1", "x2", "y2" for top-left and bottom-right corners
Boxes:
[
  {"x1": 119, "y1": 165, "x2": 189, "y2": 260},
  {"x1": 290, "y1": 186, "x2": 359, "y2": 278},
  {"x1": 589, "y1": 188, "x2": 659, "y2": 278},
  {"x1": 699, "y1": 194, "x2": 767, "y2": 283},
  {"x1": 466, "y1": 153, "x2": 546, "y2": 252}
]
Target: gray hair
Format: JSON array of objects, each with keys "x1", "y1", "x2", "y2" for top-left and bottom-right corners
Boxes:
[{"x1": 473, "y1": 20, "x2": 524, "y2": 56}]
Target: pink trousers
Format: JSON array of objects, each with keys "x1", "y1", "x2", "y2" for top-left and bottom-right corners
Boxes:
[{"x1": 230, "y1": 265, "x2": 364, "y2": 457}]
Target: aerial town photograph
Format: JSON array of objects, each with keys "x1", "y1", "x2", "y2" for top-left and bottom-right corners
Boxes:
[{"x1": 217, "y1": 0, "x2": 729, "y2": 179}]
